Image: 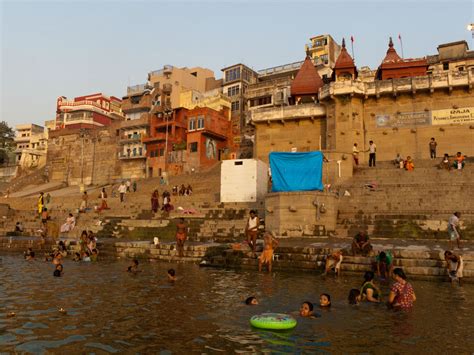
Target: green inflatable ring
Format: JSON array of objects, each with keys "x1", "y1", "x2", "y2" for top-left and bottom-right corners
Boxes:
[{"x1": 250, "y1": 313, "x2": 297, "y2": 330}]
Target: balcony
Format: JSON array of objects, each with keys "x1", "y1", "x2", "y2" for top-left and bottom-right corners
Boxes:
[
  {"x1": 142, "y1": 133, "x2": 167, "y2": 143},
  {"x1": 119, "y1": 115, "x2": 150, "y2": 129},
  {"x1": 122, "y1": 95, "x2": 152, "y2": 112},
  {"x1": 14, "y1": 136, "x2": 30, "y2": 143},
  {"x1": 118, "y1": 152, "x2": 146, "y2": 160},
  {"x1": 119, "y1": 133, "x2": 143, "y2": 143},
  {"x1": 126, "y1": 83, "x2": 152, "y2": 96},
  {"x1": 250, "y1": 103, "x2": 326, "y2": 123}
]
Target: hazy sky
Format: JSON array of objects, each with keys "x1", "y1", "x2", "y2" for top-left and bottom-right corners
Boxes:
[{"x1": 1, "y1": 0, "x2": 473, "y2": 127}]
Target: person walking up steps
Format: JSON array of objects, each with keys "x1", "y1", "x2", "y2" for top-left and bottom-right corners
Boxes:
[
  {"x1": 118, "y1": 181, "x2": 127, "y2": 203},
  {"x1": 429, "y1": 137, "x2": 437, "y2": 159}
]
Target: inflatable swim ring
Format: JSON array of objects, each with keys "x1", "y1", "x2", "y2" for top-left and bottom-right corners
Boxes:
[{"x1": 250, "y1": 313, "x2": 297, "y2": 330}]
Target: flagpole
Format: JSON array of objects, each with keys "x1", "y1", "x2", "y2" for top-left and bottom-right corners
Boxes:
[
  {"x1": 351, "y1": 36, "x2": 355, "y2": 61},
  {"x1": 399, "y1": 34, "x2": 404, "y2": 59}
]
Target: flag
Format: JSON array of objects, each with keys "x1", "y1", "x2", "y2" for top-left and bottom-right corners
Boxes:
[
  {"x1": 351, "y1": 36, "x2": 354, "y2": 43},
  {"x1": 398, "y1": 34, "x2": 402, "y2": 41}
]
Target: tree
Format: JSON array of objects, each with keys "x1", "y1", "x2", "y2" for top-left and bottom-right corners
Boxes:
[
  {"x1": 0, "y1": 121, "x2": 15, "y2": 165},
  {"x1": 0, "y1": 121, "x2": 15, "y2": 149}
]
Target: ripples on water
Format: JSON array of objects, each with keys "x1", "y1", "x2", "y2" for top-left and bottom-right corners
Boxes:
[{"x1": 0, "y1": 254, "x2": 473, "y2": 353}]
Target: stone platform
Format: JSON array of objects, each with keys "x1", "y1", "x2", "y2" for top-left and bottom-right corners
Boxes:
[{"x1": 1, "y1": 236, "x2": 472, "y2": 282}]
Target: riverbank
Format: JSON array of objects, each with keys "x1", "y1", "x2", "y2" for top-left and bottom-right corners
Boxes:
[{"x1": 1, "y1": 235, "x2": 472, "y2": 281}]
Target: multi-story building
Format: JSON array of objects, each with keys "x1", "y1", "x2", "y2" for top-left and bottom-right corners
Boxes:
[
  {"x1": 147, "y1": 65, "x2": 219, "y2": 109},
  {"x1": 55, "y1": 93, "x2": 124, "y2": 130},
  {"x1": 221, "y1": 64, "x2": 259, "y2": 158},
  {"x1": 427, "y1": 40, "x2": 474, "y2": 74},
  {"x1": 305, "y1": 34, "x2": 341, "y2": 68},
  {"x1": 14, "y1": 123, "x2": 46, "y2": 167},
  {"x1": 186, "y1": 106, "x2": 233, "y2": 170}
]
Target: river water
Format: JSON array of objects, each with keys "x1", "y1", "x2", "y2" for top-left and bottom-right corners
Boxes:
[{"x1": 0, "y1": 254, "x2": 473, "y2": 354}]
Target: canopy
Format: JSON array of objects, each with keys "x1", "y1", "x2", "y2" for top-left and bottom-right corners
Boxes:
[{"x1": 269, "y1": 151, "x2": 324, "y2": 192}]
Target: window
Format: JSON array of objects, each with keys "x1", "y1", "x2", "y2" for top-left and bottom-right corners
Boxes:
[
  {"x1": 458, "y1": 66, "x2": 465, "y2": 72},
  {"x1": 131, "y1": 96, "x2": 140, "y2": 104},
  {"x1": 159, "y1": 148, "x2": 164, "y2": 156},
  {"x1": 225, "y1": 68, "x2": 241, "y2": 82},
  {"x1": 231, "y1": 100, "x2": 240, "y2": 111},
  {"x1": 189, "y1": 118, "x2": 196, "y2": 131},
  {"x1": 321, "y1": 54, "x2": 329, "y2": 64},
  {"x1": 250, "y1": 96, "x2": 271, "y2": 107},
  {"x1": 443, "y1": 62, "x2": 449, "y2": 70},
  {"x1": 197, "y1": 115, "x2": 204, "y2": 129},
  {"x1": 227, "y1": 85, "x2": 240, "y2": 97},
  {"x1": 189, "y1": 142, "x2": 198, "y2": 152}
]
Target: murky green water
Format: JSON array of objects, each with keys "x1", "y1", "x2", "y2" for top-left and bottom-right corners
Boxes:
[{"x1": 1, "y1": 254, "x2": 473, "y2": 353}]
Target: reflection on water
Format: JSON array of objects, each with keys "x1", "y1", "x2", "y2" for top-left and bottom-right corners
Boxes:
[{"x1": 1, "y1": 254, "x2": 473, "y2": 353}]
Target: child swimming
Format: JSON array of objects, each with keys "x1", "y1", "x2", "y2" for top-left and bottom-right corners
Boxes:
[
  {"x1": 167, "y1": 268, "x2": 177, "y2": 281},
  {"x1": 245, "y1": 296, "x2": 259, "y2": 305},
  {"x1": 53, "y1": 264, "x2": 63, "y2": 277},
  {"x1": 299, "y1": 301, "x2": 320, "y2": 318},
  {"x1": 320, "y1": 293, "x2": 331, "y2": 307},
  {"x1": 127, "y1": 259, "x2": 139, "y2": 273},
  {"x1": 348, "y1": 289, "x2": 361, "y2": 305}
]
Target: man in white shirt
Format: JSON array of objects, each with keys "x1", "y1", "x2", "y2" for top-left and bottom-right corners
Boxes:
[
  {"x1": 352, "y1": 143, "x2": 360, "y2": 166},
  {"x1": 118, "y1": 182, "x2": 127, "y2": 203},
  {"x1": 367, "y1": 140, "x2": 376, "y2": 167}
]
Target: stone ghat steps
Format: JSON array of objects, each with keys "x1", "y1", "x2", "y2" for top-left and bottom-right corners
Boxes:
[{"x1": 205, "y1": 247, "x2": 474, "y2": 278}]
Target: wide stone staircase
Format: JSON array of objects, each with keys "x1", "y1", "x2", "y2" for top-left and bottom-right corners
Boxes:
[
  {"x1": 335, "y1": 159, "x2": 474, "y2": 239},
  {"x1": 0, "y1": 163, "x2": 261, "y2": 243}
]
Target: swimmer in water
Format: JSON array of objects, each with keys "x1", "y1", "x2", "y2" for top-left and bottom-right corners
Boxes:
[
  {"x1": 127, "y1": 259, "x2": 139, "y2": 273},
  {"x1": 167, "y1": 268, "x2": 177, "y2": 281},
  {"x1": 299, "y1": 301, "x2": 320, "y2": 318},
  {"x1": 245, "y1": 296, "x2": 259, "y2": 305},
  {"x1": 348, "y1": 289, "x2": 361, "y2": 305},
  {"x1": 320, "y1": 293, "x2": 331, "y2": 308},
  {"x1": 72, "y1": 252, "x2": 81, "y2": 262},
  {"x1": 24, "y1": 248, "x2": 35, "y2": 261},
  {"x1": 53, "y1": 263, "x2": 63, "y2": 277}
]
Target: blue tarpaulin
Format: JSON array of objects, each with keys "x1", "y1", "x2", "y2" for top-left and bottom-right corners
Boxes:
[{"x1": 269, "y1": 151, "x2": 324, "y2": 192}]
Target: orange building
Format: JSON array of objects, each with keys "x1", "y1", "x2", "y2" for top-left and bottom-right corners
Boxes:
[
  {"x1": 142, "y1": 107, "x2": 187, "y2": 178},
  {"x1": 186, "y1": 106, "x2": 232, "y2": 170}
]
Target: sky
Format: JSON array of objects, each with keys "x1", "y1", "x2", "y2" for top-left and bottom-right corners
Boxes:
[{"x1": 1, "y1": 0, "x2": 473, "y2": 127}]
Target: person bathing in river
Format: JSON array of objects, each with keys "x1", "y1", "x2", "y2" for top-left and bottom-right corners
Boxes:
[
  {"x1": 167, "y1": 268, "x2": 177, "y2": 282},
  {"x1": 348, "y1": 289, "x2": 361, "y2": 305},
  {"x1": 299, "y1": 301, "x2": 320, "y2": 318},
  {"x1": 245, "y1": 296, "x2": 258, "y2": 305},
  {"x1": 360, "y1": 271, "x2": 381, "y2": 303},
  {"x1": 324, "y1": 249, "x2": 343, "y2": 276},
  {"x1": 245, "y1": 210, "x2": 259, "y2": 258},
  {"x1": 388, "y1": 268, "x2": 416, "y2": 311},
  {"x1": 444, "y1": 251, "x2": 463, "y2": 286},
  {"x1": 320, "y1": 293, "x2": 331, "y2": 308},
  {"x1": 175, "y1": 218, "x2": 187, "y2": 258},
  {"x1": 127, "y1": 259, "x2": 139, "y2": 273},
  {"x1": 258, "y1": 231, "x2": 279, "y2": 273}
]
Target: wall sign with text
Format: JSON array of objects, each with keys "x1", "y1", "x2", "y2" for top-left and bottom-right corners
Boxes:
[{"x1": 376, "y1": 107, "x2": 474, "y2": 128}]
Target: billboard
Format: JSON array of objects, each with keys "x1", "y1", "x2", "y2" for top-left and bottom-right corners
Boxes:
[{"x1": 431, "y1": 107, "x2": 474, "y2": 125}]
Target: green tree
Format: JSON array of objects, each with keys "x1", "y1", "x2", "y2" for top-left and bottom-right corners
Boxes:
[{"x1": 0, "y1": 121, "x2": 15, "y2": 165}]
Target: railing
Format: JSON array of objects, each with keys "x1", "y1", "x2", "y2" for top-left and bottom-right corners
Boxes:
[
  {"x1": 127, "y1": 83, "x2": 152, "y2": 96},
  {"x1": 149, "y1": 65, "x2": 173, "y2": 77},
  {"x1": 120, "y1": 134, "x2": 142, "y2": 141},
  {"x1": 58, "y1": 100, "x2": 103, "y2": 110},
  {"x1": 118, "y1": 152, "x2": 146, "y2": 159},
  {"x1": 257, "y1": 58, "x2": 322, "y2": 77}
]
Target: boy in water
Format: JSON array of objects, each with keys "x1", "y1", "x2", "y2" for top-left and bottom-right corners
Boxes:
[
  {"x1": 258, "y1": 231, "x2": 279, "y2": 272},
  {"x1": 24, "y1": 248, "x2": 35, "y2": 261},
  {"x1": 245, "y1": 296, "x2": 258, "y2": 305},
  {"x1": 127, "y1": 259, "x2": 139, "y2": 273},
  {"x1": 175, "y1": 218, "x2": 187, "y2": 258},
  {"x1": 167, "y1": 268, "x2": 177, "y2": 282},
  {"x1": 299, "y1": 301, "x2": 320, "y2": 318},
  {"x1": 320, "y1": 293, "x2": 331, "y2": 307},
  {"x1": 53, "y1": 264, "x2": 63, "y2": 277}
]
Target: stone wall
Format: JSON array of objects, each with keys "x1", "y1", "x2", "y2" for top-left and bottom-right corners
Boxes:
[
  {"x1": 47, "y1": 127, "x2": 121, "y2": 186},
  {"x1": 265, "y1": 192, "x2": 337, "y2": 236}
]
